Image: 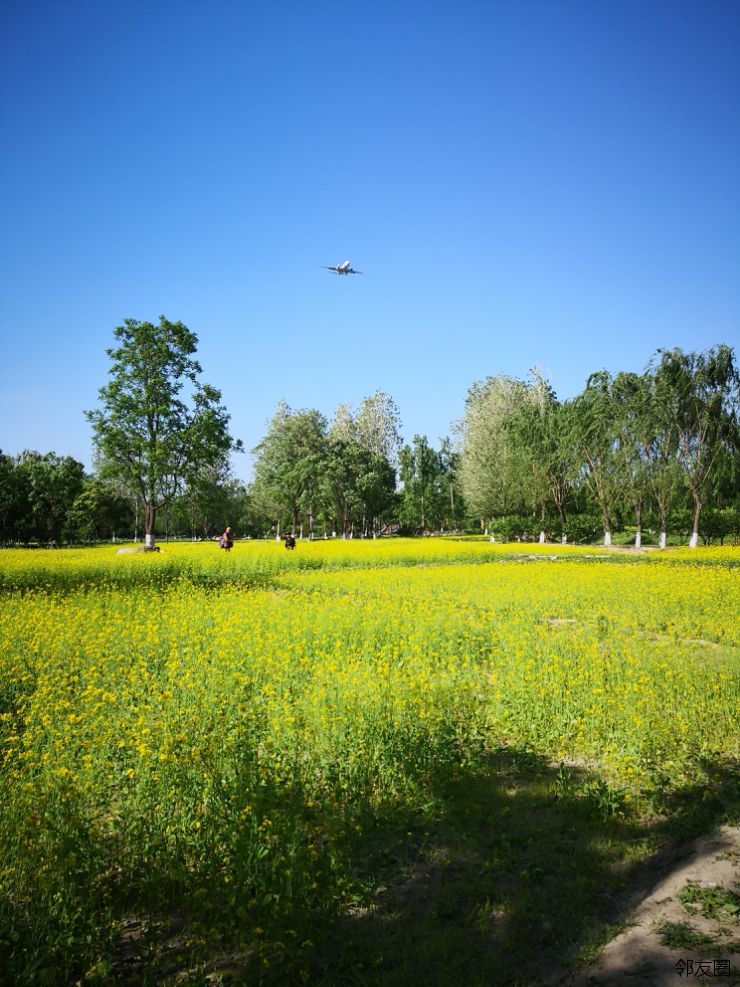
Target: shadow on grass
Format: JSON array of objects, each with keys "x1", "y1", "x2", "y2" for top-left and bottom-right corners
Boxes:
[
  {"x1": 297, "y1": 751, "x2": 740, "y2": 987},
  {"x1": 3, "y1": 749, "x2": 737, "y2": 986}
]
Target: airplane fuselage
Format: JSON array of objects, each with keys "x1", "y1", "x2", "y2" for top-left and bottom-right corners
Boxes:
[{"x1": 323, "y1": 260, "x2": 362, "y2": 275}]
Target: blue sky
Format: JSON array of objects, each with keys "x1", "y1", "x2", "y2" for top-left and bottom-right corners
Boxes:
[{"x1": 1, "y1": 0, "x2": 738, "y2": 480}]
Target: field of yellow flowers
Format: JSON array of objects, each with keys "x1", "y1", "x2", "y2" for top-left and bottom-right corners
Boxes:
[{"x1": 0, "y1": 540, "x2": 737, "y2": 982}]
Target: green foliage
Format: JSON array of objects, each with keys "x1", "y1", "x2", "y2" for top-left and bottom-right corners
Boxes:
[
  {"x1": 86, "y1": 316, "x2": 240, "y2": 545},
  {"x1": 679, "y1": 881, "x2": 740, "y2": 921},
  {"x1": 9, "y1": 451, "x2": 85, "y2": 544},
  {"x1": 654, "y1": 344, "x2": 739, "y2": 539},
  {"x1": 399, "y1": 435, "x2": 447, "y2": 533},
  {"x1": 67, "y1": 477, "x2": 132, "y2": 542},
  {"x1": 252, "y1": 403, "x2": 328, "y2": 534}
]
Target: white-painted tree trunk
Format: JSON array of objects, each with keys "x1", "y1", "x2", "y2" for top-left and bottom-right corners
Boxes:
[
  {"x1": 561, "y1": 534, "x2": 567, "y2": 545},
  {"x1": 489, "y1": 535, "x2": 495, "y2": 543},
  {"x1": 635, "y1": 530, "x2": 642, "y2": 549},
  {"x1": 145, "y1": 532, "x2": 155, "y2": 549},
  {"x1": 659, "y1": 531, "x2": 667, "y2": 549},
  {"x1": 689, "y1": 531, "x2": 699, "y2": 548},
  {"x1": 604, "y1": 531, "x2": 612, "y2": 547},
  {"x1": 539, "y1": 530, "x2": 546, "y2": 544}
]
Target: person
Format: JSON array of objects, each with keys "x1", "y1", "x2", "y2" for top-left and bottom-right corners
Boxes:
[
  {"x1": 219, "y1": 526, "x2": 234, "y2": 551},
  {"x1": 284, "y1": 532, "x2": 296, "y2": 550}
]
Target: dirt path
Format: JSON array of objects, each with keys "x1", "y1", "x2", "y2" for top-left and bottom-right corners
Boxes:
[{"x1": 561, "y1": 826, "x2": 740, "y2": 987}]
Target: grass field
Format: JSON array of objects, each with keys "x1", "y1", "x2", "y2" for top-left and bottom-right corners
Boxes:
[{"x1": 1, "y1": 540, "x2": 738, "y2": 984}]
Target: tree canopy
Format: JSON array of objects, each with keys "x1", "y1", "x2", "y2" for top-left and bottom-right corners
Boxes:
[{"x1": 86, "y1": 316, "x2": 241, "y2": 548}]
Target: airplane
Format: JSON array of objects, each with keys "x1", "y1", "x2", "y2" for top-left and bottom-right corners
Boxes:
[{"x1": 322, "y1": 260, "x2": 363, "y2": 275}]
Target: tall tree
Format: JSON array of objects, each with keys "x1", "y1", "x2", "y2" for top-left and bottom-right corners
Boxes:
[
  {"x1": 354, "y1": 390, "x2": 403, "y2": 464},
  {"x1": 458, "y1": 375, "x2": 529, "y2": 529},
  {"x1": 505, "y1": 371, "x2": 575, "y2": 542},
  {"x1": 252, "y1": 404, "x2": 328, "y2": 537},
  {"x1": 68, "y1": 477, "x2": 132, "y2": 542},
  {"x1": 611, "y1": 371, "x2": 654, "y2": 548},
  {"x1": 14, "y1": 451, "x2": 85, "y2": 544},
  {"x1": 570, "y1": 372, "x2": 621, "y2": 546},
  {"x1": 86, "y1": 316, "x2": 241, "y2": 549},
  {"x1": 0, "y1": 451, "x2": 21, "y2": 545},
  {"x1": 654, "y1": 345, "x2": 739, "y2": 547},
  {"x1": 399, "y1": 435, "x2": 444, "y2": 533},
  {"x1": 438, "y1": 437, "x2": 464, "y2": 531}
]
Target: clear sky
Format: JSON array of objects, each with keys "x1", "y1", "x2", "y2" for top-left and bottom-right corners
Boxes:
[{"x1": 1, "y1": 0, "x2": 738, "y2": 480}]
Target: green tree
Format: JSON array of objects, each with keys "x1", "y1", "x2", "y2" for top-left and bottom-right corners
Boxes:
[
  {"x1": 86, "y1": 316, "x2": 241, "y2": 549},
  {"x1": 611, "y1": 371, "x2": 654, "y2": 548},
  {"x1": 438, "y1": 437, "x2": 464, "y2": 531},
  {"x1": 399, "y1": 435, "x2": 444, "y2": 533},
  {"x1": 354, "y1": 390, "x2": 403, "y2": 464},
  {"x1": 505, "y1": 371, "x2": 575, "y2": 542},
  {"x1": 654, "y1": 345, "x2": 739, "y2": 547},
  {"x1": 14, "y1": 451, "x2": 85, "y2": 544},
  {"x1": 324, "y1": 400, "x2": 398, "y2": 537},
  {"x1": 458, "y1": 375, "x2": 529, "y2": 531},
  {"x1": 68, "y1": 477, "x2": 132, "y2": 542},
  {"x1": 252, "y1": 404, "x2": 328, "y2": 537},
  {"x1": 0, "y1": 451, "x2": 21, "y2": 545},
  {"x1": 570, "y1": 372, "x2": 621, "y2": 546}
]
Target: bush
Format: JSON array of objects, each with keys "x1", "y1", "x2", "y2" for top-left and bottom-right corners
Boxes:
[{"x1": 563, "y1": 514, "x2": 601, "y2": 544}]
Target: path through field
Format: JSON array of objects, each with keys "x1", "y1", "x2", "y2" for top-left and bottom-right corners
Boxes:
[{"x1": 564, "y1": 826, "x2": 740, "y2": 987}]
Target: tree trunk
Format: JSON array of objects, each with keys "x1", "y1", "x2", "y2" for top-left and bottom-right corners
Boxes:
[
  {"x1": 690, "y1": 496, "x2": 701, "y2": 548},
  {"x1": 634, "y1": 499, "x2": 642, "y2": 549},
  {"x1": 144, "y1": 501, "x2": 156, "y2": 549}
]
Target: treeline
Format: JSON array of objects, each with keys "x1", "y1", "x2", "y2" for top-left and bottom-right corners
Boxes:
[
  {"x1": 0, "y1": 450, "x2": 249, "y2": 545},
  {"x1": 2, "y1": 343, "x2": 738, "y2": 547},
  {"x1": 459, "y1": 345, "x2": 738, "y2": 547}
]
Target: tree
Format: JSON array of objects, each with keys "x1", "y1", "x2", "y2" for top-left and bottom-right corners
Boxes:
[
  {"x1": 354, "y1": 390, "x2": 403, "y2": 464},
  {"x1": 399, "y1": 435, "x2": 444, "y2": 533},
  {"x1": 0, "y1": 451, "x2": 21, "y2": 545},
  {"x1": 611, "y1": 372, "x2": 654, "y2": 548},
  {"x1": 653, "y1": 345, "x2": 739, "y2": 547},
  {"x1": 86, "y1": 316, "x2": 241, "y2": 549},
  {"x1": 570, "y1": 372, "x2": 621, "y2": 547},
  {"x1": 438, "y1": 437, "x2": 464, "y2": 531},
  {"x1": 14, "y1": 451, "x2": 85, "y2": 544},
  {"x1": 505, "y1": 371, "x2": 575, "y2": 542},
  {"x1": 252, "y1": 403, "x2": 328, "y2": 537},
  {"x1": 68, "y1": 477, "x2": 132, "y2": 542},
  {"x1": 458, "y1": 375, "x2": 529, "y2": 529}
]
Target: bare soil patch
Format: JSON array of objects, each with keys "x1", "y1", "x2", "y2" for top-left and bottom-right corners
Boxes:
[{"x1": 562, "y1": 826, "x2": 740, "y2": 987}]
